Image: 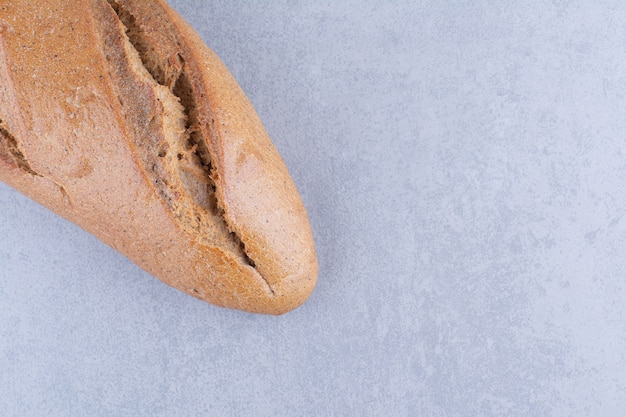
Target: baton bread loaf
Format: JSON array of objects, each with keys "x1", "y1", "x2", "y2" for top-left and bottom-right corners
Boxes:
[{"x1": 0, "y1": 0, "x2": 317, "y2": 314}]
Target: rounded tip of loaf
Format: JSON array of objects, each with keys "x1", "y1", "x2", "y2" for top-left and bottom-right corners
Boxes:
[
  {"x1": 264, "y1": 259, "x2": 318, "y2": 316},
  {"x1": 179, "y1": 231, "x2": 318, "y2": 315}
]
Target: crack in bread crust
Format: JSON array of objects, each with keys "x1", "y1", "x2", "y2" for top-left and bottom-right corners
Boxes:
[
  {"x1": 104, "y1": 0, "x2": 262, "y2": 272},
  {"x1": 0, "y1": 119, "x2": 41, "y2": 176},
  {"x1": 0, "y1": 119, "x2": 70, "y2": 205}
]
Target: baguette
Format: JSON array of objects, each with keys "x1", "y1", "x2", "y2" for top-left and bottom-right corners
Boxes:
[{"x1": 0, "y1": 0, "x2": 317, "y2": 314}]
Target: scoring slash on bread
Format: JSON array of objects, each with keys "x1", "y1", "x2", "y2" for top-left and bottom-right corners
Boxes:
[{"x1": 0, "y1": 0, "x2": 317, "y2": 314}]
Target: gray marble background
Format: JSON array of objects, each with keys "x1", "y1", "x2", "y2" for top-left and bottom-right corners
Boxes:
[{"x1": 2, "y1": 1, "x2": 626, "y2": 415}]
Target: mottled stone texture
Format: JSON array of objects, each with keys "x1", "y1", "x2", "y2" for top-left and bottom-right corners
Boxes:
[{"x1": 2, "y1": 1, "x2": 626, "y2": 416}]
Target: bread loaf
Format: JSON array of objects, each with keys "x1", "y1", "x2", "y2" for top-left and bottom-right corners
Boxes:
[{"x1": 0, "y1": 0, "x2": 317, "y2": 314}]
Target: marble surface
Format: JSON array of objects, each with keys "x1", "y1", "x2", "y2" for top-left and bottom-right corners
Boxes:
[{"x1": 2, "y1": 1, "x2": 626, "y2": 415}]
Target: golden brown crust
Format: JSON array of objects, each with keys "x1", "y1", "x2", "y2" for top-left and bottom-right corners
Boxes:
[{"x1": 0, "y1": 0, "x2": 317, "y2": 314}]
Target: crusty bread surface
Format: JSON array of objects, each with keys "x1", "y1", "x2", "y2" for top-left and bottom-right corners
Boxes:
[{"x1": 0, "y1": 0, "x2": 317, "y2": 315}]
